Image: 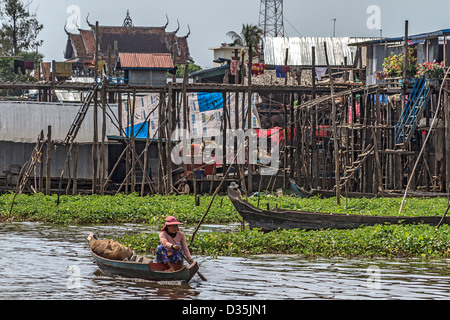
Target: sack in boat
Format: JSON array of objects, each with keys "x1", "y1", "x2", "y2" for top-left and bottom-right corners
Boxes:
[{"x1": 89, "y1": 237, "x2": 133, "y2": 261}]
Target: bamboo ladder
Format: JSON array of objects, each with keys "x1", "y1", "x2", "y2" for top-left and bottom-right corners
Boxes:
[
  {"x1": 57, "y1": 84, "x2": 100, "y2": 201},
  {"x1": 6, "y1": 131, "x2": 46, "y2": 221},
  {"x1": 16, "y1": 131, "x2": 46, "y2": 194}
]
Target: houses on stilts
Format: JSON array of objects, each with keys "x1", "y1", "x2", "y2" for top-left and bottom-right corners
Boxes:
[{"x1": 1, "y1": 12, "x2": 450, "y2": 198}]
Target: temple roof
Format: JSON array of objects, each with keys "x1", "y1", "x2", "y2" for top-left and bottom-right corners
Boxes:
[{"x1": 64, "y1": 15, "x2": 190, "y2": 65}]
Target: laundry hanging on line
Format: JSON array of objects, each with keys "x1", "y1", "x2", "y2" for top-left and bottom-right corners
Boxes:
[
  {"x1": 41, "y1": 62, "x2": 51, "y2": 82},
  {"x1": 13, "y1": 60, "x2": 35, "y2": 74},
  {"x1": 250, "y1": 63, "x2": 265, "y2": 76},
  {"x1": 24, "y1": 61, "x2": 34, "y2": 70},
  {"x1": 315, "y1": 67, "x2": 327, "y2": 81},
  {"x1": 291, "y1": 67, "x2": 302, "y2": 81},
  {"x1": 275, "y1": 65, "x2": 291, "y2": 78},
  {"x1": 54, "y1": 62, "x2": 73, "y2": 77},
  {"x1": 230, "y1": 60, "x2": 240, "y2": 76},
  {"x1": 13, "y1": 60, "x2": 25, "y2": 75}
]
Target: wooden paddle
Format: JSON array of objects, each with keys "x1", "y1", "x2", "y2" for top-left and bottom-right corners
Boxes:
[{"x1": 175, "y1": 248, "x2": 207, "y2": 281}]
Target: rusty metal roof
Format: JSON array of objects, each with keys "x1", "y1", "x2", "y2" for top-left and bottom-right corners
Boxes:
[{"x1": 117, "y1": 52, "x2": 174, "y2": 69}]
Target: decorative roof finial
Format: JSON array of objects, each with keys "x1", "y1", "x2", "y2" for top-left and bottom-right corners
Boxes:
[
  {"x1": 123, "y1": 9, "x2": 134, "y2": 27},
  {"x1": 86, "y1": 13, "x2": 94, "y2": 28},
  {"x1": 185, "y1": 24, "x2": 191, "y2": 38},
  {"x1": 64, "y1": 21, "x2": 70, "y2": 36},
  {"x1": 164, "y1": 14, "x2": 169, "y2": 30},
  {"x1": 173, "y1": 19, "x2": 180, "y2": 34}
]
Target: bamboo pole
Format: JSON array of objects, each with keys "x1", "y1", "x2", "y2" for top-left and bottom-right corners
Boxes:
[
  {"x1": 166, "y1": 85, "x2": 174, "y2": 195},
  {"x1": 247, "y1": 45, "x2": 253, "y2": 195},
  {"x1": 92, "y1": 21, "x2": 99, "y2": 194},
  {"x1": 72, "y1": 143, "x2": 79, "y2": 195},
  {"x1": 141, "y1": 114, "x2": 151, "y2": 196},
  {"x1": 324, "y1": 42, "x2": 341, "y2": 205},
  {"x1": 283, "y1": 48, "x2": 289, "y2": 189},
  {"x1": 311, "y1": 47, "x2": 317, "y2": 186},
  {"x1": 133, "y1": 90, "x2": 138, "y2": 192},
  {"x1": 100, "y1": 82, "x2": 107, "y2": 195},
  {"x1": 46, "y1": 126, "x2": 52, "y2": 195},
  {"x1": 402, "y1": 20, "x2": 409, "y2": 110}
]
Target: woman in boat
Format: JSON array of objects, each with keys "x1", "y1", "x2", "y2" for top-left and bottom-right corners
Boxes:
[{"x1": 156, "y1": 216, "x2": 194, "y2": 272}]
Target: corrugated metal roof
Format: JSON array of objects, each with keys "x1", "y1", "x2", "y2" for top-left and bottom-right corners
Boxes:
[
  {"x1": 350, "y1": 28, "x2": 450, "y2": 46},
  {"x1": 118, "y1": 52, "x2": 174, "y2": 69},
  {"x1": 264, "y1": 37, "x2": 375, "y2": 66}
]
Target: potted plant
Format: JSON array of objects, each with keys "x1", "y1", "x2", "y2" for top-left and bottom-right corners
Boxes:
[
  {"x1": 416, "y1": 61, "x2": 444, "y2": 86},
  {"x1": 382, "y1": 48, "x2": 417, "y2": 87}
]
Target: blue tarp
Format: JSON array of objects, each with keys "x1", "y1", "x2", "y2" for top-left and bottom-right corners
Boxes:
[
  {"x1": 196, "y1": 92, "x2": 223, "y2": 112},
  {"x1": 126, "y1": 121, "x2": 150, "y2": 140}
]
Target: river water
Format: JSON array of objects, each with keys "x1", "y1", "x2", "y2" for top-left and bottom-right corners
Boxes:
[{"x1": 1, "y1": 222, "x2": 450, "y2": 300}]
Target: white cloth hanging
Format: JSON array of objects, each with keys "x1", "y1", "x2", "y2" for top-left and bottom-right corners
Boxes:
[{"x1": 315, "y1": 67, "x2": 327, "y2": 81}]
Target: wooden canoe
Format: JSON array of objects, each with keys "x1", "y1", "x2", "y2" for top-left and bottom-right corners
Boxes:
[
  {"x1": 228, "y1": 186, "x2": 450, "y2": 231},
  {"x1": 90, "y1": 249, "x2": 199, "y2": 282},
  {"x1": 290, "y1": 179, "x2": 450, "y2": 199},
  {"x1": 290, "y1": 179, "x2": 383, "y2": 199}
]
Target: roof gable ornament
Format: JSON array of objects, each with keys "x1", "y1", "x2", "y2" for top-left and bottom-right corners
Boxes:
[
  {"x1": 123, "y1": 9, "x2": 134, "y2": 27},
  {"x1": 86, "y1": 13, "x2": 94, "y2": 28},
  {"x1": 173, "y1": 19, "x2": 180, "y2": 34},
  {"x1": 64, "y1": 21, "x2": 70, "y2": 36},
  {"x1": 164, "y1": 14, "x2": 169, "y2": 30},
  {"x1": 185, "y1": 24, "x2": 191, "y2": 38}
]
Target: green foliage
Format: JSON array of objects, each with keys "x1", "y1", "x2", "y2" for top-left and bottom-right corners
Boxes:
[
  {"x1": 382, "y1": 47, "x2": 417, "y2": 78},
  {"x1": 416, "y1": 61, "x2": 445, "y2": 79},
  {"x1": 0, "y1": 51, "x2": 43, "y2": 95},
  {"x1": 172, "y1": 61, "x2": 202, "y2": 79},
  {"x1": 1, "y1": 193, "x2": 449, "y2": 225},
  {"x1": 0, "y1": 0, "x2": 43, "y2": 56},
  {"x1": 227, "y1": 24, "x2": 262, "y2": 49},
  {"x1": 0, "y1": 192, "x2": 241, "y2": 225},
  {"x1": 117, "y1": 224, "x2": 450, "y2": 259}
]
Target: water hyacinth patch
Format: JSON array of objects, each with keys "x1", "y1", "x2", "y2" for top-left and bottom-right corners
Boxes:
[
  {"x1": 116, "y1": 224, "x2": 450, "y2": 259},
  {"x1": 1, "y1": 192, "x2": 449, "y2": 224}
]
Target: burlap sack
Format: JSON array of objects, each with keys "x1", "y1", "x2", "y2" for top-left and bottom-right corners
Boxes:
[{"x1": 89, "y1": 238, "x2": 133, "y2": 261}]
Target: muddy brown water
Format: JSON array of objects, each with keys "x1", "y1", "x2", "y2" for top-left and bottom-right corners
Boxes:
[{"x1": 2, "y1": 222, "x2": 450, "y2": 300}]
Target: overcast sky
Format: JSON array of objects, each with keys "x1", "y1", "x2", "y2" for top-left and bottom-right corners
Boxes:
[{"x1": 32, "y1": 0, "x2": 450, "y2": 68}]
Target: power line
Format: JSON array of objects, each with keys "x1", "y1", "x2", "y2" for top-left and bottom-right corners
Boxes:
[{"x1": 284, "y1": 15, "x2": 302, "y2": 37}]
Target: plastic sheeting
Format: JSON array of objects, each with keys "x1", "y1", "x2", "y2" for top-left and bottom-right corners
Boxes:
[{"x1": 125, "y1": 92, "x2": 262, "y2": 140}]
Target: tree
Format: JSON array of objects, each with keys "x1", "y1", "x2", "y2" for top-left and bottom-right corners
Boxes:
[
  {"x1": 226, "y1": 24, "x2": 262, "y2": 49},
  {"x1": 0, "y1": 0, "x2": 43, "y2": 56},
  {"x1": 175, "y1": 61, "x2": 202, "y2": 79}
]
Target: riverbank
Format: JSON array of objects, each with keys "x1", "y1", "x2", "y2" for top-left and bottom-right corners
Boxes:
[{"x1": 1, "y1": 192, "x2": 450, "y2": 258}]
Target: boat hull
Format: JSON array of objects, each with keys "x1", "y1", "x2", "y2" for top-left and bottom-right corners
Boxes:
[
  {"x1": 90, "y1": 249, "x2": 199, "y2": 282},
  {"x1": 229, "y1": 186, "x2": 450, "y2": 231}
]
